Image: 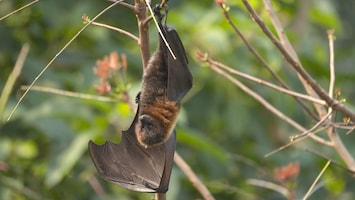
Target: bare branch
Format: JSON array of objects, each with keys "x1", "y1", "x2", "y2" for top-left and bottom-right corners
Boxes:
[
  {"x1": 266, "y1": 119, "x2": 333, "y2": 158},
  {"x1": 208, "y1": 58, "x2": 326, "y2": 105},
  {"x1": 20, "y1": 85, "x2": 118, "y2": 103},
  {"x1": 247, "y1": 179, "x2": 288, "y2": 197},
  {"x1": 135, "y1": 0, "x2": 150, "y2": 69},
  {"x1": 302, "y1": 161, "x2": 331, "y2": 200},
  {"x1": 0, "y1": 0, "x2": 39, "y2": 21},
  {"x1": 289, "y1": 111, "x2": 333, "y2": 143},
  {"x1": 88, "y1": 175, "x2": 106, "y2": 197},
  {"x1": 84, "y1": 20, "x2": 139, "y2": 41},
  {"x1": 174, "y1": 152, "x2": 215, "y2": 200},
  {"x1": 0, "y1": 44, "x2": 30, "y2": 119},
  {"x1": 107, "y1": 0, "x2": 135, "y2": 11},
  {"x1": 327, "y1": 30, "x2": 335, "y2": 110}
]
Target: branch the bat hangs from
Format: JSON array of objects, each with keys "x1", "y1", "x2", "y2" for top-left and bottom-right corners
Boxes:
[{"x1": 88, "y1": 4, "x2": 192, "y2": 193}]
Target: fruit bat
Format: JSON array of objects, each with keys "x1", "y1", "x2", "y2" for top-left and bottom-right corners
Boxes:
[
  {"x1": 135, "y1": 8, "x2": 192, "y2": 148},
  {"x1": 88, "y1": 5, "x2": 192, "y2": 193}
]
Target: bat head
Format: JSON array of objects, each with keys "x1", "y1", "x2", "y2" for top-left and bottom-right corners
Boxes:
[{"x1": 136, "y1": 114, "x2": 168, "y2": 148}]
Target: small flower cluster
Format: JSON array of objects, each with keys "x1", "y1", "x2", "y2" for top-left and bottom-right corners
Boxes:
[
  {"x1": 274, "y1": 162, "x2": 300, "y2": 182},
  {"x1": 93, "y1": 52, "x2": 127, "y2": 95}
]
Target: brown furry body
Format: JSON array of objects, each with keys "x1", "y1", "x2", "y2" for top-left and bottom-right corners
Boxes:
[{"x1": 135, "y1": 44, "x2": 180, "y2": 148}]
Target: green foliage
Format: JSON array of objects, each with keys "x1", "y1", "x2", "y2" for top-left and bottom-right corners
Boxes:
[{"x1": 1, "y1": 0, "x2": 354, "y2": 199}]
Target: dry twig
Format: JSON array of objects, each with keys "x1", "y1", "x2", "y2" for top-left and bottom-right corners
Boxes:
[{"x1": 174, "y1": 152, "x2": 215, "y2": 200}]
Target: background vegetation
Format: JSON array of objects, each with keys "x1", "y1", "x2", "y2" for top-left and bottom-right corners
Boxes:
[{"x1": 1, "y1": 0, "x2": 354, "y2": 199}]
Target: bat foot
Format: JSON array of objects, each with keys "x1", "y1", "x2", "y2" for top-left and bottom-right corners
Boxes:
[{"x1": 135, "y1": 91, "x2": 141, "y2": 104}]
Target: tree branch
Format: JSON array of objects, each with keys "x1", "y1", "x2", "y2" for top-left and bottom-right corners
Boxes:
[
  {"x1": 208, "y1": 57, "x2": 326, "y2": 105},
  {"x1": 83, "y1": 19, "x2": 139, "y2": 41},
  {"x1": 107, "y1": 0, "x2": 135, "y2": 11},
  {"x1": 135, "y1": 0, "x2": 150, "y2": 69},
  {"x1": 174, "y1": 152, "x2": 215, "y2": 200}
]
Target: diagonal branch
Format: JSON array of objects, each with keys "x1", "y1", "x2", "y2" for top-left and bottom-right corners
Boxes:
[
  {"x1": 107, "y1": 0, "x2": 135, "y2": 11},
  {"x1": 174, "y1": 152, "x2": 215, "y2": 200},
  {"x1": 0, "y1": 0, "x2": 39, "y2": 21},
  {"x1": 83, "y1": 19, "x2": 139, "y2": 41},
  {"x1": 211, "y1": 59, "x2": 325, "y2": 105}
]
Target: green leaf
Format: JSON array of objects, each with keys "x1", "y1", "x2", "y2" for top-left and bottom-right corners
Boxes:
[{"x1": 177, "y1": 128, "x2": 227, "y2": 163}]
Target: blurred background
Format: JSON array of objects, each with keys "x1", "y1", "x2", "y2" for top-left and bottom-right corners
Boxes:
[{"x1": 1, "y1": 0, "x2": 355, "y2": 199}]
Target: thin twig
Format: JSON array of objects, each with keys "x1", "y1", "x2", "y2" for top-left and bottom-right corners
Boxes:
[
  {"x1": 327, "y1": 30, "x2": 335, "y2": 116},
  {"x1": 86, "y1": 20, "x2": 139, "y2": 41},
  {"x1": 145, "y1": 0, "x2": 177, "y2": 60},
  {"x1": 247, "y1": 178, "x2": 288, "y2": 197},
  {"x1": 209, "y1": 58, "x2": 326, "y2": 105},
  {"x1": 302, "y1": 161, "x2": 331, "y2": 200},
  {"x1": 7, "y1": 0, "x2": 123, "y2": 121},
  {"x1": 20, "y1": 85, "x2": 118, "y2": 103},
  {"x1": 327, "y1": 30, "x2": 335, "y2": 99},
  {"x1": 289, "y1": 111, "x2": 333, "y2": 142},
  {"x1": 265, "y1": 125, "x2": 331, "y2": 158},
  {"x1": 0, "y1": 0, "x2": 39, "y2": 21},
  {"x1": 0, "y1": 44, "x2": 30, "y2": 120},
  {"x1": 262, "y1": 0, "x2": 298, "y2": 60},
  {"x1": 174, "y1": 152, "x2": 215, "y2": 200},
  {"x1": 88, "y1": 175, "x2": 106, "y2": 197},
  {"x1": 106, "y1": 0, "x2": 135, "y2": 11},
  {"x1": 305, "y1": 149, "x2": 355, "y2": 174}
]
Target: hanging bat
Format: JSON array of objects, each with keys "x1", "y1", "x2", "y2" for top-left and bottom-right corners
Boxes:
[
  {"x1": 88, "y1": 5, "x2": 192, "y2": 193},
  {"x1": 135, "y1": 6, "x2": 192, "y2": 148}
]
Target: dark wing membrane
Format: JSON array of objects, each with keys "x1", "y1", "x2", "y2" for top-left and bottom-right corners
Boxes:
[
  {"x1": 88, "y1": 106, "x2": 176, "y2": 193},
  {"x1": 165, "y1": 26, "x2": 193, "y2": 102},
  {"x1": 156, "y1": 129, "x2": 176, "y2": 192}
]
